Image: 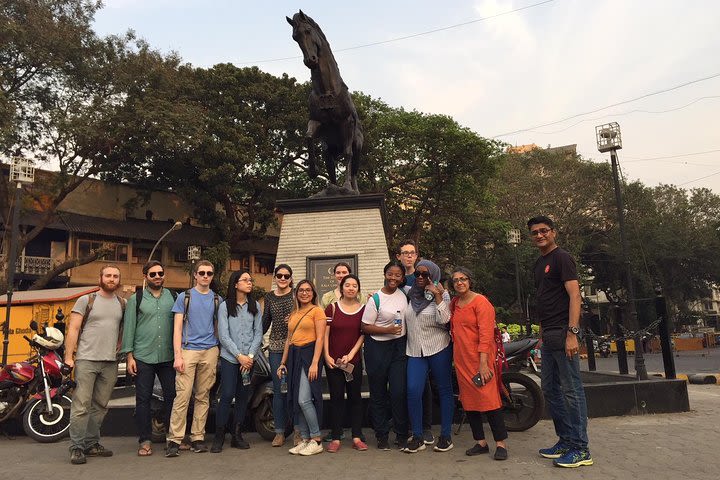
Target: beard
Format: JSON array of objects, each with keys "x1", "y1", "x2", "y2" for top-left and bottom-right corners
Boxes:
[{"x1": 99, "y1": 278, "x2": 120, "y2": 293}]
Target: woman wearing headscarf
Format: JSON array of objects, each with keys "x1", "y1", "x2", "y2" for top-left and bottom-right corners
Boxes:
[{"x1": 404, "y1": 259, "x2": 454, "y2": 454}]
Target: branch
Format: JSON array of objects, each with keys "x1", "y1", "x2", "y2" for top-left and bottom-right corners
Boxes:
[{"x1": 27, "y1": 246, "x2": 114, "y2": 291}]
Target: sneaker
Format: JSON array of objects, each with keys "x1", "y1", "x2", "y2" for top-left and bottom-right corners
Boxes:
[
  {"x1": 397, "y1": 436, "x2": 408, "y2": 452},
  {"x1": 352, "y1": 438, "x2": 368, "y2": 451},
  {"x1": 377, "y1": 437, "x2": 391, "y2": 451},
  {"x1": 494, "y1": 446, "x2": 508, "y2": 461},
  {"x1": 554, "y1": 449, "x2": 593, "y2": 468},
  {"x1": 289, "y1": 439, "x2": 309, "y2": 455},
  {"x1": 433, "y1": 435, "x2": 453, "y2": 452},
  {"x1": 326, "y1": 440, "x2": 341, "y2": 453},
  {"x1": 299, "y1": 439, "x2": 324, "y2": 456},
  {"x1": 70, "y1": 447, "x2": 86, "y2": 465},
  {"x1": 405, "y1": 436, "x2": 426, "y2": 453},
  {"x1": 190, "y1": 440, "x2": 208, "y2": 453},
  {"x1": 465, "y1": 443, "x2": 489, "y2": 456},
  {"x1": 539, "y1": 440, "x2": 569, "y2": 459},
  {"x1": 231, "y1": 432, "x2": 250, "y2": 449},
  {"x1": 165, "y1": 442, "x2": 180, "y2": 458},
  {"x1": 84, "y1": 444, "x2": 113, "y2": 457},
  {"x1": 423, "y1": 430, "x2": 435, "y2": 445}
]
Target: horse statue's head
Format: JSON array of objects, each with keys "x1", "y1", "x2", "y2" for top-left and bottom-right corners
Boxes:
[{"x1": 286, "y1": 10, "x2": 327, "y2": 69}]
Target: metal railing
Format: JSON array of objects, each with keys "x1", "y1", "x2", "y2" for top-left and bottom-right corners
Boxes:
[{"x1": 1, "y1": 255, "x2": 53, "y2": 275}]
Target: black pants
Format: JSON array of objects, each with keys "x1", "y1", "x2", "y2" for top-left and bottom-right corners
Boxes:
[
  {"x1": 326, "y1": 363, "x2": 364, "y2": 439},
  {"x1": 466, "y1": 409, "x2": 508, "y2": 442},
  {"x1": 134, "y1": 359, "x2": 176, "y2": 444},
  {"x1": 364, "y1": 336, "x2": 408, "y2": 441}
]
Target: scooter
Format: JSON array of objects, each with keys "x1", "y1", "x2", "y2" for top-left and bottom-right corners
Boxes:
[
  {"x1": 149, "y1": 347, "x2": 274, "y2": 442},
  {"x1": 0, "y1": 320, "x2": 75, "y2": 442}
]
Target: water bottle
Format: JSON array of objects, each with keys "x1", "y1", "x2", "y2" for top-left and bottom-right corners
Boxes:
[
  {"x1": 394, "y1": 310, "x2": 402, "y2": 333},
  {"x1": 242, "y1": 370, "x2": 251, "y2": 386},
  {"x1": 424, "y1": 281, "x2": 437, "y2": 301},
  {"x1": 280, "y1": 372, "x2": 288, "y2": 393}
]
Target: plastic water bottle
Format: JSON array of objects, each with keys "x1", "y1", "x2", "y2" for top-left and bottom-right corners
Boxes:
[
  {"x1": 394, "y1": 310, "x2": 402, "y2": 332},
  {"x1": 424, "y1": 281, "x2": 437, "y2": 301},
  {"x1": 280, "y1": 372, "x2": 288, "y2": 393},
  {"x1": 242, "y1": 370, "x2": 251, "y2": 386}
]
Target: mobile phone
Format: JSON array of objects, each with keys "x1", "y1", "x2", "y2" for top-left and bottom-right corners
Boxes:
[{"x1": 472, "y1": 372, "x2": 485, "y2": 387}]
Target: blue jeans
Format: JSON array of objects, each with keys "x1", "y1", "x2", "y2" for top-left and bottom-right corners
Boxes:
[
  {"x1": 407, "y1": 345, "x2": 454, "y2": 438},
  {"x1": 295, "y1": 370, "x2": 321, "y2": 439},
  {"x1": 134, "y1": 359, "x2": 175, "y2": 444},
  {"x1": 540, "y1": 344, "x2": 589, "y2": 450},
  {"x1": 215, "y1": 358, "x2": 251, "y2": 430},
  {"x1": 269, "y1": 352, "x2": 287, "y2": 434}
]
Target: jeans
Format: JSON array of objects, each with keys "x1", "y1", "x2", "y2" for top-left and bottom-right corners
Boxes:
[
  {"x1": 540, "y1": 344, "x2": 589, "y2": 450},
  {"x1": 269, "y1": 351, "x2": 288, "y2": 434},
  {"x1": 407, "y1": 345, "x2": 454, "y2": 438},
  {"x1": 423, "y1": 377, "x2": 433, "y2": 431},
  {"x1": 69, "y1": 360, "x2": 118, "y2": 450},
  {"x1": 466, "y1": 409, "x2": 507, "y2": 442},
  {"x1": 134, "y1": 359, "x2": 175, "y2": 444},
  {"x1": 215, "y1": 358, "x2": 251, "y2": 430},
  {"x1": 326, "y1": 363, "x2": 363, "y2": 439},
  {"x1": 364, "y1": 336, "x2": 408, "y2": 441},
  {"x1": 295, "y1": 370, "x2": 321, "y2": 439}
]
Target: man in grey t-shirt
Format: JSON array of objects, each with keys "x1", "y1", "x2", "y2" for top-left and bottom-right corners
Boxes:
[{"x1": 64, "y1": 265, "x2": 125, "y2": 465}]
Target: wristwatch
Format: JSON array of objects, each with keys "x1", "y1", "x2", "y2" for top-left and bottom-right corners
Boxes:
[
  {"x1": 248, "y1": 353, "x2": 255, "y2": 359},
  {"x1": 569, "y1": 326, "x2": 580, "y2": 335}
]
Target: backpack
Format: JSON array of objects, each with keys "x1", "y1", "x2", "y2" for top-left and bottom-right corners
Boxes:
[
  {"x1": 135, "y1": 288, "x2": 178, "y2": 318},
  {"x1": 182, "y1": 289, "x2": 220, "y2": 346}
]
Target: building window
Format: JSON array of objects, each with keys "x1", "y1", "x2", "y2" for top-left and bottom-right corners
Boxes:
[
  {"x1": 77, "y1": 240, "x2": 129, "y2": 262},
  {"x1": 254, "y1": 255, "x2": 275, "y2": 275},
  {"x1": 230, "y1": 255, "x2": 250, "y2": 271},
  {"x1": 132, "y1": 243, "x2": 154, "y2": 264}
]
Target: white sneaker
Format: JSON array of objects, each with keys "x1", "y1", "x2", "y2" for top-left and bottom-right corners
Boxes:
[
  {"x1": 289, "y1": 440, "x2": 309, "y2": 455},
  {"x1": 299, "y1": 439, "x2": 324, "y2": 456}
]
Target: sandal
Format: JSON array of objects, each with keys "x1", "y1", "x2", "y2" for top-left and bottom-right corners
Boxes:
[{"x1": 138, "y1": 442, "x2": 153, "y2": 456}]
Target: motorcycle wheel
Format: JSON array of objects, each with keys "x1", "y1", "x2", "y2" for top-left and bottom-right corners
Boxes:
[
  {"x1": 501, "y1": 372, "x2": 544, "y2": 432},
  {"x1": 22, "y1": 394, "x2": 72, "y2": 443},
  {"x1": 253, "y1": 395, "x2": 275, "y2": 441}
]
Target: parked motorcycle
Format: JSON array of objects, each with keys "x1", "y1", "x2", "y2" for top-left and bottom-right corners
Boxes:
[
  {"x1": 598, "y1": 336, "x2": 611, "y2": 358},
  {"x1": 0, "y1": 320, "x2": 75, "y2": 442},
  {"x1": 501, "y1": 338, "x2": 545, "y2": 431},
  {"x1": 149, "y1": 347, "x2": 274, "y2": 442}
]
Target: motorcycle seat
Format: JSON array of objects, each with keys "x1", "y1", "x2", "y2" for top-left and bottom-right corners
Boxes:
[{"x1": 503, "y1": 338, "x2": 538, "y2": 357}]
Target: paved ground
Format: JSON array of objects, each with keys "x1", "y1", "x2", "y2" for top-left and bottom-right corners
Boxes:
[
  {"x1": 581, "y1": 349, "x2": 720, "y2": 376},
  {"x1": 2, "y1": 385, "x2": 718, "y2": 480}
]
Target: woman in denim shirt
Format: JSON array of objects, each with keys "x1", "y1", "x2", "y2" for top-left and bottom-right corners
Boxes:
[{"x1": 211, "y1": 270, "x2": 263, "y2": 453}]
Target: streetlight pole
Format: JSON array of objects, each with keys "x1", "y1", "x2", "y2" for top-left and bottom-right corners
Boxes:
[
  {"x1": 2, "y1": 158, "x2": 35, "y2": 366},
  {"x1": 187, "y1": 245, "x2": 201, "y2": 288},
  {"x1": 142, "y1": 221, "x2": 182, "y2": 289},
  {"x1": 596, "y1": 123, "x2": 648, "y2": 380},
  {"x1": 507, "y1": 229, "x2": 528, "y2": 335}
]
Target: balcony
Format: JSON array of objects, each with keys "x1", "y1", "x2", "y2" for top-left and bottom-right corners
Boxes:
[{"x1": 1, "y1": 255, "x2": 53, "y2": 275}]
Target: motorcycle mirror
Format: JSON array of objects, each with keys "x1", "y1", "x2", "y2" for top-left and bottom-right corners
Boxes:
[{"x1": 30, "y1": 320, "x2": 38, "y2": 331}]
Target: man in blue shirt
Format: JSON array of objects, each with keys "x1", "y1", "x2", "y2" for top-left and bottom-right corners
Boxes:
[{"x1": 166, "y1": 260, "x2": 221, "y2": 457}]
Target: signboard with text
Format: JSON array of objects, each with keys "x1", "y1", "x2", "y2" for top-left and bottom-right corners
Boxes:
[{"x1": 306, "y1": 255, "x2": 358, "y2": 299}]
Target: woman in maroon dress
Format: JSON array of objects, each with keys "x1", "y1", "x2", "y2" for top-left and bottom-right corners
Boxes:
[{"x1": 450, "y1": 267, "x2": 508, "y2": 460}]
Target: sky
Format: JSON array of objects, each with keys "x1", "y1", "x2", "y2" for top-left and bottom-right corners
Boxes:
[{"x1": 93, "y1": 0, "x2": 720, "y2": 193}]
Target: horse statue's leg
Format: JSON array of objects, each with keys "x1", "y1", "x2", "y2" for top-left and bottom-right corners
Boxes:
[
  {"x1": 306, "y1": 120, "x2": 322, "y2": 178},
  {"x1": 341, "y1": 115, "x2": 361, "y2": 193},
  {"x1": 350, "y1": 125, "x2": 364, "y2": 193},
  {"x1": 323, "y1": 145, "x2": 338, "y2": 185}
]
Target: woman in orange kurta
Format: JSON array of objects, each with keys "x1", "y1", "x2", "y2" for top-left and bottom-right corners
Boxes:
[{"x1": 450, "y1": 267, "x2": 509, "y2": 460}]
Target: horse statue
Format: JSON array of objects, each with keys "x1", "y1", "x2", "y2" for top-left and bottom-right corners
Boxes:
[{"x1": 287, "y1": 10, "x2": 364, "y2": 195}]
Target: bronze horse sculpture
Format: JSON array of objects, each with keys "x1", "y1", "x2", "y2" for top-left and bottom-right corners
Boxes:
[{"x1": 287, "y1": 11, "x2": 363, "y2": 195}]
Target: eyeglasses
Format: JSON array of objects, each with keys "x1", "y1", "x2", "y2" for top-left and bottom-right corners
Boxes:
[
  {"x1": 417, "y1": 271, "x2": 431, "y2": 279},
  {"x1": 197, "y1": 270, "x2": 214, "y2": 277},
  {"x1": 399, "y1": 250, "x2": 417, "y2": 256},
  {"x1": 297, "y1": 288, "x2": 313, "y2": 294},
  {"x1": 530, "y1": 227, "x2": 552, "y2": 237},
  {"x1": 147, "y1": 271, "x2": 165, "y2": 278},
  {"x1": 238, "y1": 277, "x2": 254, "y2": 283},
  {"x1": 452, "y1": 277, "x2": 469, "y2": 284},
  {"x1": 275, "y1": 273, "x2": 291, "y2": 280}
]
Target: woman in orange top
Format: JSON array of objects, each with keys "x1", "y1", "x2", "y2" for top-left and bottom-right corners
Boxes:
[
  {"x1": 450, "y1": 267, "x2": 508, "y2": 460},
  {"x1": 277, "y1": 280, "x2": 326, "y2": 456}
]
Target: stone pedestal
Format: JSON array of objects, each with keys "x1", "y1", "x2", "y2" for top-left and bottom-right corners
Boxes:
[{"x1": 274, "y1": 194, "x2": 390, "y2": 296}]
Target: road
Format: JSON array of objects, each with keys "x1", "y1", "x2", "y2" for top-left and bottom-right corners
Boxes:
[{"x1": 2, "y1": 384, "x2": 718, "y2": 480}]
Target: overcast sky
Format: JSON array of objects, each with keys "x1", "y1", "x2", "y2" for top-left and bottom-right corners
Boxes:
[{"x1": 93, "y1": 0, "x2": 720, "y2": 193}]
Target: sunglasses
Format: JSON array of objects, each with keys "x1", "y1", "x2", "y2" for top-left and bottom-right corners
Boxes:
[
  {"x1": 197, "y1": 270, "x2": 214, "y2": 277},
  {"x1": 452, "y1": 276, "x2": 469, "y2": 284},
  {"x1": 147, "y1": 271, "x2": 165, "y2": 278},
  {"x1": 417, "y1": 271, "x2": 432, "y2": 279},
  {"x1": 530, "y1": 227, "x2": 552, "y2": 237},
  {"x1": 275, "y1": 273, "x2": 292, "y2": 280}
]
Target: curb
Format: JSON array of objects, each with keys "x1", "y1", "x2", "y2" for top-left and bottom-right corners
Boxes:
[{"x1": 650, "y1": 372, "x2": 720, "y2": 385}]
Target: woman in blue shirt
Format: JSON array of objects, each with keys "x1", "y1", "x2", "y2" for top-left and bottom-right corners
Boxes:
[{"x1": 211, "y1": 270, "x2": 263, "y2": 453}]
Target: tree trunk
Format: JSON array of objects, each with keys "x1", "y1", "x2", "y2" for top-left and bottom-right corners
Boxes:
[{"x1": 27, "y1": 246, "x2": 113, "y2": 290}]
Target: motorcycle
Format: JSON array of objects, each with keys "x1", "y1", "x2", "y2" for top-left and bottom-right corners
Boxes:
[
  {"x1": 149, "y1": 346, "x2": 274, "y2": 442},
  {"x1": 598, "y1": 336, "x2": 611, "y2": 358},
  {"x1": 0, "y1": 320, "x2": 75, "y2": 442},
  {"x1": 500, "y1": 338, "x2": 545, "y2": 431}
]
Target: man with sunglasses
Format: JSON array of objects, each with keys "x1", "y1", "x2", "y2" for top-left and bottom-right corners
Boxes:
[
  {"x1": 528, "y1": 216, "x2": 592, "y2": 468},
  {"x1": 166, "y1": 260, "x2": 221, "y2": 457},
  {"x1": 121, "y1": 260, "x2": 177, "y2": 457}
]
